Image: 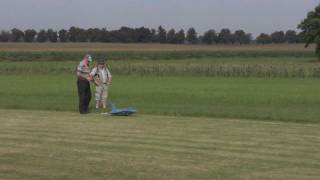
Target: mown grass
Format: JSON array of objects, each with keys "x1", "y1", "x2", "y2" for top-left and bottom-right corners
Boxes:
[
  {"x1": 0, "y1": 75, "x2": 319, "y2": 123},
  {"x1": 1, "y1": 109, "x2": 320, "y2": 180}
]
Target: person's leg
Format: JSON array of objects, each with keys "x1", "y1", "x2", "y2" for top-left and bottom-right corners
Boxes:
[
  {"x1": 84, "y1": 80, "x2": 91, "y2": 113},
  {"x1": 77, "y1": 80, "x2": 87, "y2": 114},
  {"x1": 102, "y1": 85, "x2": 108, "y2": 109},
  {"x1": 95, "y1": 85, "x2": 102, "y2": 109}
]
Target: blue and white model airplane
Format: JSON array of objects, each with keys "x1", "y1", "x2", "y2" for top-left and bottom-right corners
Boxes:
[{"x1": 110, "y1": 104, "x2": 137, "y2": 116}]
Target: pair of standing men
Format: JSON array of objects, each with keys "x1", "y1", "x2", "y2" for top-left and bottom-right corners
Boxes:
[{"x1": 76, "y1": 54, "x2": 112, "y2": 114}]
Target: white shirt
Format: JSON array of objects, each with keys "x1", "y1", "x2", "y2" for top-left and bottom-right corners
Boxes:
[
  {"x1": 90, "y1": 67, "x2": 112, "y2": 84},
  {"x1": 77, "y1": 60, "x2": 90, "y2": 78}
]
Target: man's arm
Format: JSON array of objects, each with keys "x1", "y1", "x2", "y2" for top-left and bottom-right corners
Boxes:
[
  {"x1": 106, "y1": 68, "x2": 112, "y2": 85},
  {"x1": 77, "y1": 63, "x2": 92, "y2": 80}
]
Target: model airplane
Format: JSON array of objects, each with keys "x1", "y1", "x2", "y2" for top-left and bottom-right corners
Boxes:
[{"x1": 110, "y1": 104, "x2": 137, "y2": 116}]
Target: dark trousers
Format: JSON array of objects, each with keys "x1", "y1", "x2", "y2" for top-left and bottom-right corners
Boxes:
[{"x1": 77, "y1": 79, "x2": 91, "y2": 114}]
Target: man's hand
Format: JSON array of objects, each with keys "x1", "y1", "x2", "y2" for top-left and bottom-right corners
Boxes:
[
  {"x1": 87, "y1": 75, "x2": 93, "y2": 81},
  {"x1": 107, "y1": 81, "x2": 112, "y2": 86},
  {"x1": 94, "y1": 79, "x2": 102, "y2": 86}
]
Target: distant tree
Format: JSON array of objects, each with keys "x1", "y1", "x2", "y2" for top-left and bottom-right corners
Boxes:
[
  {"x1": 78, "y1": 28, "x2": 88, "y2": 42},
  {"x1": 69, "y1": 27, "x2": 78, "y2": 42},
  {"x1": 218, "y1": 28, "x2": 232, "y2": 44},
  {"x1": 285, "y1": 30, "x2": 298, "y2": 43},
  {"x1": 24, "y1": 29, "x2": 37, "y2": 42},
  {"x1": 109, "y1": 30, "x2": 121, "y2": 42},
  {"x1": 87, "y1": 28, "x2": 102, "y2": 42},
  {"x1": 245, "y1": 34, "x2": 253, "y2": 44},
  {"x1": 36, "y1": 29, "x2": 48, "y2": 42},
  {"x1": 270, "y1": 31, "x2": 286, "y2": 43},
  {"x1": 256, "y1": 33, "x2": 272, "y2": 44},
  {"x1": 167, "y1": 29, "x2": 176, "y2": 44},
  {"x1": 298, "y1": 3, "x2": 320, "y2": 60},
  {"x1": 176, "y1": 29, "x2": 185, "y2": 44},
  {"x1": 186, "y1": 27, "x2": 198, "y2": 44},
  {"x1": 202, "y1": 29, "x2": 217, "y2": 44},
  {"x1": 100, "y1": 28, "x2": 112, "y2": 42},
  {"x1": 68, "y1": 27, "x2": 87, "y2": 42},
  {"x1": 113, "y1": 27, "x2": 134, "y2": 43},
  {"x1": 150, "y1": 28, "x2": 157, "y2": 42},
  {"x1": 47, "y1": 29, "x2": 58, "y2": 42},
  {"x1": 158, "y1": 26, "x2": 167, "y2": 43},
  {"x1": 176, "y1": 29, "x2": 186, "y2": 44},
  {"x1": 11, "y1": 28, "x2": 24, "y2": 42},
  {"x1": 135, "y1": 27, "x2": 152, "y2": 42},
  {"x1": 296, "y1": 32, "x2": 306, "y2": 43},
  {"x1": 0, "y1": 30, "x2": 11, "y2": 42},
  {"x1": 58, "y1": 29, "x2": 68, "y2": 42},
  {"x1": 234, "y1": 30, "x2": 251, "y2": 44}
]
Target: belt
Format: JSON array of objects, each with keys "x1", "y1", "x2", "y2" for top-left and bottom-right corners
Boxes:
[{"x1": 78, "y1": 77, "x2": 88, "y2": 81}]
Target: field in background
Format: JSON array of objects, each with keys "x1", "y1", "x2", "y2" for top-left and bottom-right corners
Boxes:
[
  {"x1": 0, "y1": 43, "x2": 319, "y2": 78},
  {"x1": 0, "y1": 43, "x2": 319, "y2": 122},
  {"x1": 1, "y1": 109, "x2": 320, "y2": 180},
  {"x1": 0, "y1": 43, "x2": 314, "y2": 52},
  {"x1": 1, "y1": 57, "x2": 320, "y2": 77}
]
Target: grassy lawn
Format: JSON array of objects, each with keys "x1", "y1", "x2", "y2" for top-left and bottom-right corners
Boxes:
[
  {"x1": 1, "y1": 109, "x2": 320, "y2": 180},
  {"x1": 0, "y1": 75, "x2": 319, "y2": 122},
  {"x1": 0, "y1": 44, "x2": 319, "y2": 179}
]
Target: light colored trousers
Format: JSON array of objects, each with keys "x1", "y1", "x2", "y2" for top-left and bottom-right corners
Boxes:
[{"x1": 95, "y1": 84, "x2": 108, "y2": 102}]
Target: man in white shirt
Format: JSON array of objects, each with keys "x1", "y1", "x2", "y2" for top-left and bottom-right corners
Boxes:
[{"x1": 76, "y1": 54, "x2": 93, "y2": 114}]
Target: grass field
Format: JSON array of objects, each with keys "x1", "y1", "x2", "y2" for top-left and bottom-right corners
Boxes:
[
  {"x1": 1, "y1": 109, "x2": 320, "y2": 180},
  {"x1": 0, "y1": 75, "x2": 319, "y2": 123},
  {"x1": 1, "y1": 43, "x2": 319, "y2": 179},
  {"x1": 1, "y1": 57, "x2": 320, "y2": 77}
]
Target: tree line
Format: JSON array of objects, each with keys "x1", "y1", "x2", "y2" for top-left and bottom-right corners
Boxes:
[{"x1": 0, "y1": 26, "x2": 305, "y2": 44}]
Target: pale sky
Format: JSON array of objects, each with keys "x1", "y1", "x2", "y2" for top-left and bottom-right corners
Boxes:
[{"x1": 0, "y1": 0, "x2": 318, "y2": 36}]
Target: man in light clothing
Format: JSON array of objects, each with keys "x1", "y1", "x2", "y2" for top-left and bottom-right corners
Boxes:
[
  {"x1": 76, "y1": 54, "x2": 93, "y2": 114},
  {"x1": 90, "y1": 60, "x2": 112, "y2": 109}
]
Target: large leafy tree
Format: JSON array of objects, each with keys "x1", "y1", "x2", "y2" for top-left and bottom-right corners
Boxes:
[
  {"x1": 256, "y1": 33, "x2": 272, "y2": 44},
  {"x1": 298, "y1": 4, "x2": 320, "y2": 60},
  {"x1": 135, "y1": 27, "x2": 152, "y2": 43},
  {"x1": 58, "y1": 29, "x2": 69, "y2": 42},
  {"x1": 0, "y1": 30, "x2": 11, "y2": 42},
  {"x1": 234, "y1": 30, "x2": 251, "y2": 44},
  {"x1": 167, "y1": 29, "x2": 176, "y2": 44},
  {"x1": 270, "y1": 31, "x2": 286, "y2": 43},
  {"x1": 24, "y1": 29, "x2": 37, "y2": 42},
  {"x1": 218, "y1": 28, "x2": 232, "y2": 44},
  {"x1": 176, "y1": 29, "x2": 185, "y2": 44},
  {"x1": 202, "y1": 29, "x2": 217, "y2": 44},
  {"x1": 37, "y1": 29, "x2": 48, "y2": 42},
  {"x1": 158, "y1": 26, "x2": 167, "y2": 43},
  {"x1": 186, "y1": 27, "x2": 198, "y2": 44},
  {"x1": 11, "y1": 28, "x2": 24, "y2": 42},
  {"x1": 47, "y1": 29, "x2": 58, "y2": 42},
  {"x1": 285, "y1": 30, "x2": 298, "y2": 43}
]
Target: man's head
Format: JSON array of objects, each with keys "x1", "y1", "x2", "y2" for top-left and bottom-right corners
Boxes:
[{"x1": 84, "y1": 54, "x2": 93, "y2": 62}]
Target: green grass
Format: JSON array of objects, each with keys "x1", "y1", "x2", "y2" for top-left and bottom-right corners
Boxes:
[
  {"x1": 0, "y1": 44, "x2": 314, "y2": 62},
  {"x1": 1, "y1": 57, "x2": 320, "y2": 77},
  {"x1": 1, "y1": 109, "x2": 320, "y2": 180},
  {"x1": 0, "y1": 75, "x2": 319, "y2": 123}
]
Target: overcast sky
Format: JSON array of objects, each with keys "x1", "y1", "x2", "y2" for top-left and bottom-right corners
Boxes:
[{"x1": 0, "y1": 0, "x2": 318, "y2": 36}]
